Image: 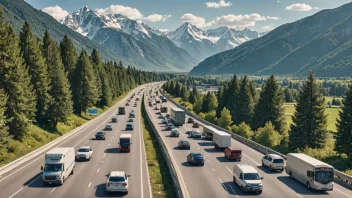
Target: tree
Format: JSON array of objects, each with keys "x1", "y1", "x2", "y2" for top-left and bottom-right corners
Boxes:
[
  {"x1": 217, "y1": 107, "x2": 233, "y2": 130},
  {"x1": 204, "y1": 110, "x2": 217, "y2": 124},
  {"x1": 0, "y1": 89, "x2": 10, "y2": 149},
  {"x1": 19, "y1": 21, "x2": 52, "y2": 122},
  {"x1": 0, "y1": 8, "x2": 36, "y2": 138},
  {"x1": 60, "y1": 35, "x2": 77, "y2": 84},
  {"x1": 43, "y1": 31, "x2": 73, "y2": 127},
  {"x1": 236, "y1": 76, "x2": 254, "y2": 124},
  {"x1": 252, "y1": 75, "x2": 286, "y2": 133},
  {"x1": 284, "y1": 88, "x2": 294, "y2": 103},
  {"x1": 335, "y1": 84, "x2": 352, "y2": 158},
  {"x1": 226, "y1": 75, "x2": 240, "y2": 123},
  {"x1": 254, "y1": 121, "x2": 282, "y2": 148},
  {"x1": 289, "y1": 72, "x2": 328, "y2": 151},
  {"x1": 181, "y1": 86, "x2": 190, "y2": 102},
  {"x1": 231, "y1": 122, "x2": 253, "y2": 139},
  {"x1": 193, "y1": 97, "x2": 203, "y2": 114},
  {"x1": 202, "y1": 92, "x2": 218, "y2": 113},
  {"x1": 72, "y1": 49, "x2": 99, "y2": 115}
]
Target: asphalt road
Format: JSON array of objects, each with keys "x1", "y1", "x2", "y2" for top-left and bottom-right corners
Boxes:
[
  {"x1": 0, "y1": 85, "x2": 151, "y2": 198},
  {"x1": 144, "y1": 84, "x2": 352, "y2": 198}
]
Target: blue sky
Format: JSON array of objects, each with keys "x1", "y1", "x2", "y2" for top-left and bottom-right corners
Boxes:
[{"x1": 27, "y1": 0, "x2": 352, "y2": 32}]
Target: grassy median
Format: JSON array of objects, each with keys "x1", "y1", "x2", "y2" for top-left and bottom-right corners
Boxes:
[{"x1": 141, "y1": 96, "x2": 176, "y2": 198}]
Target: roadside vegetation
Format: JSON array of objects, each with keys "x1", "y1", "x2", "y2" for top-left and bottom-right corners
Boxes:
[{"x1": 141, "y1": 96, "x2": 176, "y2": 198}]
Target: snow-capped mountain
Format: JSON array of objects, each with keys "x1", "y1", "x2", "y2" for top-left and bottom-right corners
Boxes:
[
  {"x1": 167, "y1": 22, "x2": 266, "y2": 61},
  {"x1": 62, "y1": 6, "x2": 198, "y2": 71}
]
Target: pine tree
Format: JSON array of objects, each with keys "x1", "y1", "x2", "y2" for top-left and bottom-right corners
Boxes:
[
  {"x1": 236, "y1": 76, "x2": 254, "y2": 124},
  {"x1": 252, "y1": 75, "x2": 286, "y2": 133},
  {"x1": 0, "y1": 89, "x2": 10, "y2": 149},
  {"x1": 0, "y1": 7, "x2": 36, "y2": 139},
  {"x1": 226, "y1": 75, "x2": 241, "y2": 123},
  {"x1": 284, "y1": 88, "x2": 294, "y2": 102},
  {"x1": 335, "y1": 84, "x2": 352, "y2": 158},
  {"x1": 72, "y1": 49, "x2": 99, "y2": 115},
  {"x1": 60, "y1": 35, "x2": 77, "y2": 84},
  {"x1": 19, "y1": 21, "x2": 52, "y2": 122},
  {"x1": 217, "y1": 107, "x2": 233, "y2": 130},
  {"x1": 216, "y1": 85, "x2": 228, "y2": 117},
  {"x1": 90, "y1": 49, "x2": 103, "y2": 107},
  {"x1": 289, "y1": 72, "x2": 328, "y2": 151},
  {"x1": 42, "y1": 31, "x2": 73, "y2": 127}
]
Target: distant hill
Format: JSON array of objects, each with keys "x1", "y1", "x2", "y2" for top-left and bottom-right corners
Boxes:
[{"x1": 190, "y1": 2, "x2": 352, "y2": 77}]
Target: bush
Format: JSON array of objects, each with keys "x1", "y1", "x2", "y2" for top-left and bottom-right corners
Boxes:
[
  {"x1": 204, "y1": 110, "x2": 217, "y2": 124},
  {"x1": 198, "y1": 112, "x2": 206, "y2": 119},
  {"x1": 231, "y1": 122, "x2": 253, "y2": 139},
  {"x1": 254, "y1": 121, "x2": 281, "y2": 148}
]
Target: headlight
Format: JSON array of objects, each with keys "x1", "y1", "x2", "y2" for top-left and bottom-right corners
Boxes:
[
  {"x1": 258, "y1": 184, "x2": 263, "y2": 187},
  {"x1": 56, "y1": 175, "x2": 60, "y2": 179}
]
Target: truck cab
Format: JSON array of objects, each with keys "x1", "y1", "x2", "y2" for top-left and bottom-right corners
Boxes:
[
  {"x1": 225, "y1": 147, "x2": 242, "y2": 161},
  {"x1": 119, "y1": 134, "x2": 132, "y2": 152}
]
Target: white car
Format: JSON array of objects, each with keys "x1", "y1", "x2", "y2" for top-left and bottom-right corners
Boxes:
[
  {"x1": 233, "y1": 164, "x2": 263, "y2": 194},
  {"x1": 106, "y1": 171, "x2": 130, "y2": 194},
  {"x1": 262, "y1": 154, "x2": 285, "y2": 172},
  {"x1": 75, "y1": 146, "x2": 93, "y2": 161}
]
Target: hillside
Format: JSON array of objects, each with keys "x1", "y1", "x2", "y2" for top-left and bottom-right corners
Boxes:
[{"x1": 189, "y1": 2, "x2": 352, "y2": 77}]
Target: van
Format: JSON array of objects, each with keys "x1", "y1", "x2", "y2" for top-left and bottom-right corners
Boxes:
[
  {"x1": 119, "y1": 134, "x2": 132, "y2": 152},
  {"x1": 233, "y1": 164, "x2": 263, "y2": 194},
  {"x1": 224, "y1": 147, "x2": 242, "y2": 161}
]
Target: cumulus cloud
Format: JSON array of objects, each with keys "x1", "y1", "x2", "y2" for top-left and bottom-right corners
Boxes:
[
  {"x1": 210, "y1": 13, "x2": 266, "y2": 29},
  {"x1": 206, "y1": 0, "x2": 232, "y2": 8},
  {"x1": 96, "y1": 5, "x2": 143, "y2": 19},
  {"x1": 267, "y1": 16, "x2": 280, "y2": 20},
  {"x1": 263, "y1": 25, "x2": 274, "y2": 31},
  {"x1": 144, "y1": 14, "x2": 171, "y2": 22},
  {"x1": 42, "y1": 5, "x2": 69, "y2": 21},
  {"x1": 285, "y1": 3, "x2": 315, "y2": 11},
  {"x1": 180, "y1": 13, "x2": 211, "y2": 28}
]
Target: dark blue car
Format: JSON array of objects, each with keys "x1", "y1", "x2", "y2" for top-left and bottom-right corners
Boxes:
[{"x1": 187, "y1": 153, "x2": 204, "y2": 166}]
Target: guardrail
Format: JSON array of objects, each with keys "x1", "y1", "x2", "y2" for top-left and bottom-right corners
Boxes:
[
  {"x1": 142, "y1": 93, "x2": 185, "y2": 198},
  {"x1": 160, "y1": 90, "x2": 352, "y2": 187}
]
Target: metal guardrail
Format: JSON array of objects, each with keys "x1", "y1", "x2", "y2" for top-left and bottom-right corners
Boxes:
[
  {"x1": 142, "y1": 94, "x2": 185, "y2": 198},
  {"x1": 160, "y1": 90, "x2": 352, "y2": 187}
]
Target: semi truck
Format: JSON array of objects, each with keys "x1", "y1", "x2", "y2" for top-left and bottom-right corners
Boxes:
[
  {"x1": 119, "y1": 134, "x2": 132, "y2": 152},
  {"x1": 285, "y1": 153, "x2": 334, "y2": 191},
  {"x1": 213, "y1": 130, "x2": 231, "y2": 149},
  {"x1": 41, "y1": 147, "x2": 75, "y2": 185},
  {"x1": 203, "y1": 125, "x2": 217, "y2": 140},
  {"x1": 170, "y1": 107, "x2": 185, "y2": 126}
]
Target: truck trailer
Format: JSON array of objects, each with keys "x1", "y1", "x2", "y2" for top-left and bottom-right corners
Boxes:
[
  {"x1": 202, "y1": 125, "x2": 217, "y2": 140},
  {"x1": 170, "y1": 107, "x2": 185, "y2": 126},
  {"x1": 213, "y1": 130, "x2": 231, "y2": 149}
]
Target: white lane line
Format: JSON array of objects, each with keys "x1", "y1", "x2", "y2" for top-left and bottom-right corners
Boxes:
[
  {"x1": 218, "y1": 177, "x2": 227, "y2": 191},
  {"x1": 8, "y1": 188, "x2": 23, "y2": 198},
  {"x1": 88, "y1": 182, "x2": 92, "y2": 188},
  {"x1": 102, "y1": 161, "x2": 104, "y2": 163},
  {"x1": 242, "y1": 153, "x2": 260, "y2": 166},
  {"x1": 335, "y1": 188, "x2": 352, "y2": 198},
  {"x1": 113, "y1": 137, "x2": 114, "y2": 139},
  {"x1": 83, "y1": 140, "x2": 89, "y2": 146},
  {"x1": 225, "y1": 165, "x2": 232, "y2": 174},
  {"x1": 198, "y1": 147, "x2": 200, "y2": 150},
  {"x1": 139, "y1": 104, "x2": 144, "y2": 198},
  {"x1": 49, "y1": 187, "x2": 56, "y2": 194},
  {"x1": 97, "y1": 168, "x2": 100, "y2": 173},
  {"x1": 103, "y1": 153, "x2": 106, "y2": 158},
  {"x1": 115, "y1": 133, "x2": 116, "y2": 135},
  {"x1": 226, "y1": 184, "x2": 237, "y2": 197},
  {"x1": 212, "y1": 168, "x2": 215, "y2": 171},
  {"x1": 108, "y1": 144, "x2": 110, "y2": 146}
]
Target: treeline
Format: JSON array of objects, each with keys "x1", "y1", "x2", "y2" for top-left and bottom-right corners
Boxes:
[
  {"x1": 163, "y1": 72, "x2": 352, "y2": 171},
  {"x1": 175, "y1": 76, "x2": 227, "y2": 86},
  {"x1": 0, "y1": 6, "x2": 171, "y2": 148}
]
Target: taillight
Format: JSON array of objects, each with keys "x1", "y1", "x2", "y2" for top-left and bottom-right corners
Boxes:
[
  {"x1": 123, "y1": 182, "x2": 127, "y2": 186},
  {"x1": 107, "y1": 183, "x2": 110, "y2": 187}
]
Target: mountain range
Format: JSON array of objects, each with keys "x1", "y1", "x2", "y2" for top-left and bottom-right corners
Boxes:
[{"x1": 190, "y1": 2, "x2": 352, "y2": 77}]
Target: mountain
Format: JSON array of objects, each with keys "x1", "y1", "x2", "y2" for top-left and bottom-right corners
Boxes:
[
  {"x1": 167, "y1": 22, "x2": 263, "y2": 61},
  {"x1": 62, "y1": 7, "x2": 198, "y2": 71},
  {"x1": 190, "y1": 2, "x2": 352, "y2": 77}
]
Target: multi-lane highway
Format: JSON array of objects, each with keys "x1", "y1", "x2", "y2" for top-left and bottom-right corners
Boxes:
[
  {"x1": 0, "y1": 85, "x2": 151, "y2": 198},
  {"x1": 144, "y1": 84, "x2": 352, "y2": 198}
]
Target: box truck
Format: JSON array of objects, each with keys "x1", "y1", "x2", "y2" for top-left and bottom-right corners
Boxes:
[
  {"x1": 171, "y1": 107, "x2": 185, "y2": 126},
  {"x1": 41, "y1": 147, "x2": 75, "y2": 185},
  {"x1": 119, "y1": 134, "x2": 132, "y2": 152},
  {"x1": 203, "y1": 125, "x2": 217, "y2": 140},
  {"x1": 285, "y1": 153, "x2": 334, "y2": 191},
  {"x1": 213, "y1": 130, "x2": 231, "y2": 149}
]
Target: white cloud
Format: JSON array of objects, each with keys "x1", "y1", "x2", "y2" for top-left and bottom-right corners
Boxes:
[
  {"x1": 277, "y1": 1, "x2": 281, "y2": 3},
  {"x1": 206, "y1": 0, "x2": 232, "y2": 8},
  {"x1": 263, "y1": 25, "x2": 274, "y2": 31},
  {"x1": 96, "y1": 5, "x2": 143, "y2": 19},
  {"x1": 158, "y1": 29, "x2": 169, "y2": 32},
  {"x1": 210, "y1": 13, "x2": 267, "y2": 29},
  {"x1": 267, "y1": 16, "x2": 280, "y2": 20},
  {"x1": 180, "y1": 13, "x2": 211, "y2": 28},
  {"x1": 285, "y1": 3, "x2": 314, "y2": 11},
  {"x1": 42, "y1": 5, "x2": 69, "y2": 21},
  {"x1": 144, "y1": 14, "x2": 171, "y2": 22}
]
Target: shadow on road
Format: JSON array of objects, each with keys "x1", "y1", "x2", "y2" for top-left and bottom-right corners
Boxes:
[
  {"x1": 216, "y1": 156, "x2": 241, "y2": 163},
  {"x1": 105, "y1": 148, "x2": 120, "y2": 154},
  {"x1": 277, "y1": 176, "x2": 329, "y2": 195},
  {"x1": 204, "y1": 148, "x2": 223, "y2": 153},
  {"x1": 256, "y1": 166, "x2": 283, "y2": 174},
  {"x1": 24, "y1": 172, "x2": 54, "y2": 188},
  {"x1": 95, "y1": 183, "x2": 128, "y2": 197},
  {"x1": 198, "y1": 142, "x2": 214, "y2": 147},
  {"x1": 224, "y1": 181, "x2": 261, "y2": 196}
]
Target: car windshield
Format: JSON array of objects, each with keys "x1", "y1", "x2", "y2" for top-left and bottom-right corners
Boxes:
[
  {"x1": 315, "y1": 171, "x2": 334, "y2": 184},
  {"x1": 273, "y1": 159, "x2": 284, "y2": 163},
  {"x1": 231, "y1": 150, "x2": 242, "y2": 153},
  {"x1": 193, "y1": 131, "x2": 200, "y2": 135},
  {"x1": 97, "y1": 132, "x2": 104, "y2": 135},
  {"x1": 193, "y1": 153, "x2": 203, "y2": 158},
  {"x1": 172, "y1": 130, "x2": 178, "y2": 133},
  {"x1": 112, "y1": 117, "x2": 117, "y2": 120},
  {"x1": 181, "y1": 141, "x2": 189, "y2": 145},
  {"x1": 78, "y1": 148, "x2": 89, "y2": 152},
  {"x1": 106, "y1": 125, "x2": 111, "y2": 128},
  {"x1": 127, "y1": 124, "x2": 132, "y2": 127},
  {"x1": 44, "y1": 164, "x2": 63, "y2": 171},
  {"x1": 243, "y1": 173, "x2": 260, "y2": 180},
  {"x1": 109, "y1": 176, "x2": 125, "y2": 182}
]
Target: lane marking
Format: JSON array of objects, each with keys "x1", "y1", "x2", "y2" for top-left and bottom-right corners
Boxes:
[
  {"x1": 139, "y1": 101, "x2": 144, "y2": 198},
  {"x1": 8, "y1": 188, "x2": 23, "y2": 198},
  {"x1": 212, "y1": 168, "x2": 215, "y2": 172},
  {"x1": 102, "y1": 161, "x2": 104, "y2": 163},
  {"x1": 25, "y1": 174, "x2": 42, "y2": 187},
  {"x1": 226, "y1": 184, "x2": 237, "y2": 197},
  {"x1": 49, "y1": 187, "x2": 56, "y2": 194},
  {"x1": 225, "y1": 165, "x2": 232, "y2": 174},
  {"x1": 88, "y1": 182, "x2": 92, "y2": 188},
  {"x1": 97, "y1": 168, "x2": 100, "y2": 173},
  {"x1": 218, "y1": 177, "x2": 227, "y2": 191},
  {"x1": 242, "y1": 153, "x2": 260, "y2": 166},
  {"x1": 108, "y1": 144, "x2": 110, "y2": 146},
  {"x1": 335, "y1": 188, "x2": 352, "y2": 198},
  {"x1": 83, "y1": 140, "x2": 89, "y2": 146}
]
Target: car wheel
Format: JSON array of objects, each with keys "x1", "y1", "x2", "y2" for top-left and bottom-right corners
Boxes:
[
  {"x1": 307, "y1": 182, "x2": 311, "y2": 190},
  {"x1": 262, "y1": 161, "x2": 265, "y2": 167},
  {"x1": 289, "y1": 172, "x2": 293, "y2": 179},
  {"x1": 258, "y1": 191, "x2": 262, "y2": 194},
  {"x1": 71, "y1": 168, "x2": 74, "y2": 175},
  {"x1": 240, "y1": 186, "x2": 244, "y2": 192},
  {"x1": 201, "y1": 163, "x2": 204, "y2": 166},
  {"x1": 233, "y1": 176, "x2": 236, "y2": 183},
  {"x1": 269, "y1": 165, "x2": 272, "y2": 171},
  {"x1": 106, "y1": 191, "x2": 109, "y2": 195}
]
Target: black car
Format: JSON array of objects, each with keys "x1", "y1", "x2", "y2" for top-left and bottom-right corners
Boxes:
[
  {"x1": 187, "y1": 153, "x2": 204, "y2": 166},
  {"x1": 95, "y1": 132, "x2": 106, "y2": 140},
  {"x1": 126, "y1": 123, "x2": 134, "y2": 130},
  {"x1": 178, "y1": 140, "x2": 190, "y2": 149},
  {"x1": 111, "y1": 117, "x2": 118, "y2": 123}
]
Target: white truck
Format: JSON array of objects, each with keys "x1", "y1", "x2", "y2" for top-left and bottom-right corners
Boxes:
[
  {"x1": 285, "y1": 153, "x2": 334, "y2": 191},
  {"x1": 170, "y1": 107, "x2": 185, "y2": 126},
  {"x1": 41, "y1": 147, "x2": 75, "y2": 185},
  {"x1": 213, "y1": 130, "x2": 231, "y2": 149},
  {"x1": 203, "y1": 125, "x2": 217, "y2": 140}
]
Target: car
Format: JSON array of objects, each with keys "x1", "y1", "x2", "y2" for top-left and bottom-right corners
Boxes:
[
  {"x1": 95, "y1": 131, "x2": 106, "y2": 140},
  {"x1": 105, "y1": 124, "x2": 113, "y2": 131},
  {"x1": 133, "y1": 104, "x2": 137, "y2": 107},
  {"x1": 158, "y1": 114, "x2": 164, "y2": 119},
  {"x1": 126, "y1": 123, "x2": 134, "y2": 130},
  {"x1": 112, "y1": 117, "x2": 118, "y2": 123},
  {"x1": 106, "y1": 171, "x2": 130, "y2": 194},
  {"x1": 136, "y1": 98, "x2": 140, "y2": 101},
  {"x1": 154, "y1": 106, "x2": 159, "y2": 110},
  {"x1": 188, "y1": 118, "x2": 194, "y2": 123},
  {"x1": 224, "y1": 147, "x2": 242, "y2": 161},
  {"x1": 75, "y1": 146, "x2": 93, "y2": 161},
  {"x1": 166, "y1": 114, "x2": 171, "y2": 119},
  {"x1": 161, "y1": 119, "x2": 168, "y2": 124},
  {"x1": 190, "y1": 130, "x2": 202, "y2": 138},
  {"x1": 262, "y1": 154, "x2": 285, "y2": 172},
  {"x1": 178, "y1": 140, "x2": 190, "y2": 149},
  {"x1": 187, "y1": 153, "x2": 204, "y2": 166},
  {"x1": 166, "y1": 123, "x2": 174, "y2": 130},
  {"x1": 126, "y1": 103, "x2": 130, "y2": 106},
  {"x1": 129, "y1": 112, "x2": 135, "y2": 118},
  {"x1": 192, "y1": 122, "x2": 199, "y2": 128},
  {"x1": 233, "y1": 164, "x2": 263, "y2": 194},
  {"x1": 127, "y1": 119, "x2": 134, "y2": 122},
  {"x1": 170, "y1": 129, "x2": 180, "y2": 137}
]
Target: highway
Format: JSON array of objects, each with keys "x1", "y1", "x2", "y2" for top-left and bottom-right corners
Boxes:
[
  {"x1": 144, "y1": 84, "x2": 352, "y2": 198},
  {"x1": 0, "y1": 85, "x2": 151, "y2": 198}
]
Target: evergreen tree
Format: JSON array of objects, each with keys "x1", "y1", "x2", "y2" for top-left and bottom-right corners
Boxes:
[
  {"x1": 42, "y1": 31, "x2": 73, "y2": 127},
  {"x1": 217, "y1": 107, "x2": 233, "y2": 130},
  {"x1": 90, "y1": 49, "x2": 103, "y2": 107},
  {"x1": 19, "y1": 21, "x2": 52, "y2": 122},
  {"x1": 60, "y1": 35, "x2": 77, "y2": 84},
  {"x1": 0, "y1": 89, "x2": 10, "y2": 149},
  {"x1": 193, "y1": 96, "x2": 203, "y2": 114},
  {"x1": 0, "y1": 8, "x2": 36, "y2": 138},
  {"x1": 226, "y1": 75, "x2": 241, "y2": 123},
  {"x1": 236, "y1": 76, "x2": 254, "y2": 124},
  {"x1": 174, "y1": 82, "x2": 181, "y2": 97},
  {"x1": 72, "y1": 49, "x2": 99, "y2": 115},
  {"x1": 284, "y1": 88, "x2": 294, "y2": 102},
  {"x1": 335, "y1": 84, "x2": 352, "y2": 158},
  {"x1": 252, "y1": 75, "x2": 286, "y2": 133},
  {"x1": 289, "y1": 72, "x2": 328, "y2": 151},
  {"x1": 217, "y1": 84, "x2": 228, "y2": 117}
]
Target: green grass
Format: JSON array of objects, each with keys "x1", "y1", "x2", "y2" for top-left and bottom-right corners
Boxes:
[
  {"x1": 324, "y1": 96, "x2": 343, "y2": 105},
  {"x1": 141, "y1": 96, "x2": 176, "y2": 198}
]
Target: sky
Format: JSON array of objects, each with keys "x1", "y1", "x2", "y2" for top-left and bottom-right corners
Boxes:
[{"x1": 26, "y1": 0, "x2": 352, "y2": 32}]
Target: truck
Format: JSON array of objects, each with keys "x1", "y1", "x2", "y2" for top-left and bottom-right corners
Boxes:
[
  {"x1": 41, "y1": 147, "x2": 75, "y2": 185},
  {"x1": 285, "y1": 153, "x2": 334, "y2": 191},
  {"x1": 203, "y1": 125, "x2": 217, "y2": 140},
  {"x1": 119, "y1": 134, "x2": 132, "y2": 152},
  {"x1": 160, "y1": 107, "x2": 167, "y2": 113},
  {"x1": 213, "y1": 130, "x2": 231, "y2": 149},
  {"x1": 118, "y1": 107, "x2": 125, "y2": 115},
  {"x1": 170, "y1": 107, "x2": 185, "y2": 126},
  {"x1": 161, "y1": 97, "x2": 167, "y2": 103}
]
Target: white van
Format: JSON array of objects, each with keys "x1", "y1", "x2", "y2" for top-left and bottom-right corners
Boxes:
[{"x1": 233, "y1": 164, "x2": 263, "y2": 194}]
